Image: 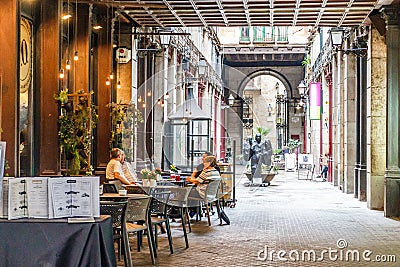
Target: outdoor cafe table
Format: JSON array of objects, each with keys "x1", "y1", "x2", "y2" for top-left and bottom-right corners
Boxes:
[
  {"x1": 100, "y1": 193, "x2": 149, "y2": 267},
  {"x1": 0, "y1": 215, "x2": 116, "y2": 267}
]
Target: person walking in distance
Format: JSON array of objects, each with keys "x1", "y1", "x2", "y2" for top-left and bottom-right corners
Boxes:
[{"x1": 319, "y1": 153, "x2": 329, "y2": 181}]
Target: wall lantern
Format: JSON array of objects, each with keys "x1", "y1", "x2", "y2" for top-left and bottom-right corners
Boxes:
[
  {"x1": 228, "y1": 94, "x2": 235, "y2": 106},
  {"x1": 198, "y1": 57, "x2": 207, "y2": 75},
  {"x1": 330, "y1": 28, "x2": 345, "y2": 46},
  {"x1": 159, "y1": 31, "x2": 171, "y2": 46},
  {"x1": 297, "y1": 80, "x2": 307, "y2": 96},
  {"x1": 329, "y1": 27, "x2": 368, "y2": 58}
]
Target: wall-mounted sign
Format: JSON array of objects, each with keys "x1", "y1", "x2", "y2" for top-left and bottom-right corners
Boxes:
[
  {"x1": 116, "y1": 47, "x2": 131, "y2": 63},
  {"x1": 20, "y1": 18, "x2": 32, "y2": 93}
]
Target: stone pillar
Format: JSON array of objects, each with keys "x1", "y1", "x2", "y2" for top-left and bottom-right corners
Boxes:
[
  {"x1": 381, "y1": 6, "x2": 400, "y2": 217},
  {"x1": 367, "y1": 27, "x2": 386, "y2": 210},
  {"x1": 357, "y1": 46, "x2": 368, "y2": 201},
  {"x1": 331, "y1": 53, "x2": 341, "y2": 187},
  {"x1": 343, "y1": 49, "x2": 356, "y2": 194}
]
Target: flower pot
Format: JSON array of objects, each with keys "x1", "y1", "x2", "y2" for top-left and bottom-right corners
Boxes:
[
  {"x1": 142, "y1": 179, "x2": 150, "y2": 187},
  {"x1": 149, "y1": 179, "x2": 157, "y2": 187}
]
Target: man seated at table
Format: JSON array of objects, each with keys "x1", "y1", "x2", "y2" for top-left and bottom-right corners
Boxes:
[
  {"x1": 190, "y1": 151, "x2": 220, "y2": 179},
  {"x1": 120, "y1": 150, "x2": 137, "y2": 184},
  {"x1": 186, "y1": 155, "x2": 220, "y2": 198},
  {"x1": 106, "y1": 148, "x2": 134, "y2": 186}
]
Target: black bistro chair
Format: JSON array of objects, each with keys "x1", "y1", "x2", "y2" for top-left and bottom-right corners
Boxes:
[
  {"x1": 148, "y1": 187, "x2": 173, "y2": 255},
  {"x1": 99, "y1": 201, "x2": 128, "y2": 261}
]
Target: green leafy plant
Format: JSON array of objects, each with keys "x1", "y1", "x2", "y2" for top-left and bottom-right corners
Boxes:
[
  {"x1": 253, "y1": 126, "x2": 270, "y2": 138},
  {"x1": 169, "y1": 164, "x2": 178, "y2": 173},
  {"x1": 55, "y1": 90, "x2": 98, "y2": 175},
  {"x1": 287, "y1": 138, "x2": 302, "y2": 153},
  {"x1": 301, "y1": 55, "x2": 311, "y2": 66},
  {"x1": 107, "y1": 102, "x2": 143, "y2": 160},
  {"x1": 54, "y1": 88, "x2": 69, "y2": 105}
]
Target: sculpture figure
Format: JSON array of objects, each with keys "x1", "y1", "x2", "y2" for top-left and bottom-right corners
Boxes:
[{"x1": 249, "y1": 133, "x2": 273, "y2": 179}]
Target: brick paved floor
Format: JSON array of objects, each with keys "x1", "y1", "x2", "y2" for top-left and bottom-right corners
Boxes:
[{"x1": 118, "y1": 165, "x2": 400, "y2": 267}]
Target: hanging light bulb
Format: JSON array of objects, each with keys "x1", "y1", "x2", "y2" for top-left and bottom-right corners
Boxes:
[
  {"x1": 105, "y1": 78, "x2": 110, "y2": 86},
  {"x1": 182, "y1": 117, "x2": 187, "y2": 123},
  {"x1": 142, "y1": 103, "x2": 146, "y2": 108},
  {"x1": 59, "y1": 68, "x2": 65, "y2": 79},
  {"x1": 66, "y1": 59, "x2": 71, "y2": 70},
  {"x1": 62, "y1": 14, "x2": 72, "y2": 20},
  {"x1": 157, "y1": 99, "x2": 161, "y2": 105},
  {"x1": 147, "y1": 90, "x2": 151, "y2": 97},
  {"x1": 165, "y1": 92, "x2": 170, "y2": 99},
  {"x1": 109, "y1": 72, "x2": 114, "y2": 80},
  {"x1": 189, "y1": 111, "x2": 192, "y2": 117},
  {"x1": 73, "y1": 51, "x2": 79, "y2": 61},
  {"x1": 138, "y1": 96, "x2": 142, "y2": 103},
  {"x1": 161, "y1": 101, "x2": 165, "y2": 107},
  {"x1": 185, "y1": 108, "x2": 188, "y2": 114},
  {"x1": 117, "y1": 81, "x2": 121, "y2": 89}
]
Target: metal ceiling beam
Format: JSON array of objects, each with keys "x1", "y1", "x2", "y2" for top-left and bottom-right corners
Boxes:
[{"x1": 189, "y1": 0, "x2": 209, "y2": 28}]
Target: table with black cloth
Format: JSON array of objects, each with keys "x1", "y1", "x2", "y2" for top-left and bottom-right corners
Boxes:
[{"x1": 0, "y1": 215, "x2": 116, "y2": 267}]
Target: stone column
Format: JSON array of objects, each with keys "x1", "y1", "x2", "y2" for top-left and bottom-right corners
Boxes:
[
  {"x1": 357, "y1": 47, "x2": 368, "y2": 201},
  {"x1": 367, "y1": 27, "x2": 386, "y2": 210},
  {"x1": 381, "y1": 6, "x2": 400, "y2": 217},
  {"x1": 343, "y1": 48, "x2": 356, "y2": 194},
  {"x1": 331, "y1": 52, "x2": 341, "y2": 187}
]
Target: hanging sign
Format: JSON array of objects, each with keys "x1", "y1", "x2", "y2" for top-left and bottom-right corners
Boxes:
[{"x1": 309, "y1": 82, "x2": 321, "y2": 120}]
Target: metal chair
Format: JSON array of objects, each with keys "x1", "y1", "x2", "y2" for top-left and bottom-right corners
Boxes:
[
  {"x1": 99, "y1": 201, "x2": 127, "y2": 262},
  {"x1": 125, "y1": 196, "x2": 156, "y2": 264},
  {"x1": 188, "y1": 178, "x2": 223, "y2": 226},
  {"x1": 167, "y1": 186, "x2": 193, "y2": 249},
  {"x1": 102, "y1": 183, "x2": 118, "y2": 193},
  {"x1": 148, "y1": 187, "x2": 173, "y2": 255}
]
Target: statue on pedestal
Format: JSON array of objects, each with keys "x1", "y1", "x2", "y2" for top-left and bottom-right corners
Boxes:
[{"x1": 248, "y1": 133, "x2": 273, "y2": 178}]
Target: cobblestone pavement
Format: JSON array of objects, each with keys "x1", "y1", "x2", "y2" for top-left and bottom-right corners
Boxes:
[{"x1": 118, "y1": 165, "x2": 400, "y2": 267}]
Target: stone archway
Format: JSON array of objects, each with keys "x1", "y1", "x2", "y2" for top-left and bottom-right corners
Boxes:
[
  {"x1": 223, "y1": 64, "x2": 303, "y2": 98},
  {"x1": 222, "y1": 64, "x2": 304, "y2": 157}
]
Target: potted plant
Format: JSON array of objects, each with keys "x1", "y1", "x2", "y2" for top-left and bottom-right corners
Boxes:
[
  {"x1": 140, "y1": 168, "x2": 157, "y2": 187},
  {"x1": 154, "y1": 167, "x2": 163, "y2": 180},
  {"x1": 55, "y1": 90, "x2": 98, "y2": 175},
  {"x1": 253, "y1": 126, "x2": 271, "y2": 137},
  {"x1": 169, "y1": 164, "x2": 178, "y2": 173},
  {"x1": 287, "y1": 138, "x2": 302, "y2": 154},
  {"x1": 244, "y1": 163, "x2": 277, "y2": 185}
]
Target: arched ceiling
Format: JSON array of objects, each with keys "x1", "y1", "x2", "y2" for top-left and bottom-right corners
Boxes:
[{"x1": 78, "y1": 0, "x2": 392, "y2": 28}]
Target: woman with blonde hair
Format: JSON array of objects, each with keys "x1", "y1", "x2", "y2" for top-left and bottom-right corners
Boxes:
[{"x1": 187, "y1": 155, "x2": 220, "y2": 198}]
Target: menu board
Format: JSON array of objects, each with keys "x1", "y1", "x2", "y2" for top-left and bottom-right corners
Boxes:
[
  {"x1": 5, "y1": 176, "x2": 100, "y2": 220},
  {"x1": 48, "y1": 177, "x2": 93, "y2": 218}
]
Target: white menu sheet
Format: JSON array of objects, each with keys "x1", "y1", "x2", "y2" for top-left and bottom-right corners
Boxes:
[
  {"x1": 26, "y1": 178, "x2": 49, "y2": 218},
  {"x1": 8, "y1": 178, "x2": 27, "y2": 220},
  {"x1": 49, "y1": 177, "x2": 93, "y2": 218}
]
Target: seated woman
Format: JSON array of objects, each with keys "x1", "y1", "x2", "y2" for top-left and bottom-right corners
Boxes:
[
  {"x1": 105, "y1": 148, "x2": 134, "y2": 187},
  {"x1": 186, "y1": 155, "x2": 220, "y2": 199}
]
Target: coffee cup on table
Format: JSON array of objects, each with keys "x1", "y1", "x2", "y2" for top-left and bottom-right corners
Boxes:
[{"x1": 119, "y1": 189, "x2": 127, "y2": 196}]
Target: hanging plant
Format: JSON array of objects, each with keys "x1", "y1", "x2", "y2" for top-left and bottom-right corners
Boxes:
[
  {"x1": 55, "y1": 90, "x2": 98, "y2": 175},
  {"x1": 107, "y1": 102, "x2": 143, "y2": 158}
]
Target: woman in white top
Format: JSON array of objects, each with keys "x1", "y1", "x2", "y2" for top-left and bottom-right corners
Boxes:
[{"x1": 105, "y1": 148, "x2": 132, "y2": 185}]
